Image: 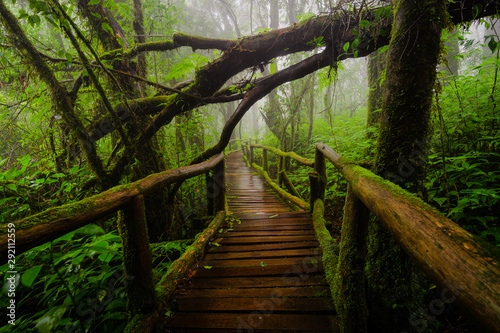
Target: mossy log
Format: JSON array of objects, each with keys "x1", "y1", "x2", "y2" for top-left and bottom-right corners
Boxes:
[
  {"x1": 252, "y1": 163, "x2": 309, "y2": 210},
  {"x1": 124, "y1": 311, "x2": 158, "y2": 333},
  {"x1": 250, "y1": 144, "x2": 314, "y2": 167},
  {"x1": 316, "y1": 143, "x2": 500, "y2": 332},
  {"x1": 311, "y1": 199, "x2": 338, "y2": 297},
  {"x1": 0, "y1": 153, "x2": 225, "y2": 263},
  {"x1": 155, "y1": 211, "x2": 226, "y2": 305},
  {"x1": 280, "y1": 170, "x2": 303, "y2": 199}
]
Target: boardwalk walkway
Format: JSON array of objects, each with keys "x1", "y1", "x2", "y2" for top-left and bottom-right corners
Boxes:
[{"x1": 164, "y1": 151, "x2": 336, "y2": 332}]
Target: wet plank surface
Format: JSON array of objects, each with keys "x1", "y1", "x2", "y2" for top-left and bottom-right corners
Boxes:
[{"x1": 163, "y1": 151, "x2": 337, "y2": 332}]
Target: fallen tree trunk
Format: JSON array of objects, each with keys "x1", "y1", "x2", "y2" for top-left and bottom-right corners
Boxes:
[{"x1": 316, "y1": 143, "x2": 500, "y2": 332}]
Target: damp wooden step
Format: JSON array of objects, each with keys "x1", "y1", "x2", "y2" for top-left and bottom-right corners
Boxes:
[{"x1": 163, "y1": 151, "x2": 337, "y2": 332}]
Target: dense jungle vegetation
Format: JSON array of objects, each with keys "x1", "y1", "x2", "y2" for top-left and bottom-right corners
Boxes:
[{"x1": 0, "y1": 0, "x2": 498, "y2": 332}]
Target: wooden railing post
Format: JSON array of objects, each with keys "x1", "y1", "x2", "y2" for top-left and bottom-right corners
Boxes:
[
  {"x1": 309, "y1": 148, "x2": 326, "y2": 212},
  {"x1": 206, "y1": 158, "x2": 226, "y2": 214},
  {"x1": 119, "y1": 194, "x2": 157, "y2": 317},
  {"x1": 263, "y1": 149, "x2": 268, "y2": 173},
  {"x1": 206, "y1": 170, "x2": 215, "y2": 216},
  {"x1": 335, "y1": 184, "x2": 370, "y2": 333},
  {"x1": 250, "y1": 145, "x2": 254, "y2": 165},
  {"x1": 277, "y1": 155, "x2": 284, "y2": 186},
  {"x1": 315, "y1": 146, "x2": 327, "y2": 186},
  {"x1": 213, "y1": 158, "x2": 226, "y2": 212}
]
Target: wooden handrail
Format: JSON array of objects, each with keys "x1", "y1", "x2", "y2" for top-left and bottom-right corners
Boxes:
[
  {"x1": 241, "y1": 140, "x2": 500, "y2": 332},
  {"x1": 249, "y1": 143, "x2": 314, "y2": 167},
  {"x1": 315, "y1": 143, "x2": 500, "y2": 332},
  {"x1": 0, "y1": 152, "x2": 225, "y2": 264},
  {"x1": 242, "y1": 143, "x2": 310, "y2": 210}
]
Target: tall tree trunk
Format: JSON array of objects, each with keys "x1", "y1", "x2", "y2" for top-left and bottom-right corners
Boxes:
[
  {"x1": 133, "y1": 0, "x2": 148, "y2": 97},
  {"x1": 366, "y1": 50, "x2": 386, "y2": 140},
  {"x1": 366, "y1": 1, "x2": 447, "y2": 331},
  {"x1": 307, "y1": 74, "x2": 315, "y2": 145},
  {"x1": 77, "y1": 0, "x2": 173, "y2": 241},
  {"x1": 263, "y1": 0, "x2": 282, "y2": 140}
]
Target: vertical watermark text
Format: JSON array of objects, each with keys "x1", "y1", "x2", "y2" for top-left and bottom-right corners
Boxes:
[{"x1": 6, "y1": 222, "x2": 17, "y2": 325}]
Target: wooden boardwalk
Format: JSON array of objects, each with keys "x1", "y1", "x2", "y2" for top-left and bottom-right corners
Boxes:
[{"x1": 164, "y1": 151, "x2": 337, "y2": 332}]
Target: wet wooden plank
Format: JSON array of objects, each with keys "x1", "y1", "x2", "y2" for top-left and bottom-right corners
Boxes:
[
  {"x1": 205, "y1": 248, "x2": 318, "y2": 260},
  {"x1": 177, "y1": 297, "x2": 334, "y2": 312},
  {"x1": 229, "y1": 219, "x2": 313, "y2": 226},
  {"x1": 175, "y1": 286, "x2": 331, "y2": 299},
  {"x1": 192, "y1": 264, "x2": 324, "y2": 277},
  {"x1": 201, "y1": 256, "x2": 321, "y2": 268},
  {"x1": 207, "y1": 241, "x2": 320, "y2": 253},
  {"x1": 230, "y1": 224, "x2": 314, "y2": 231},
  {"x1": 215, "y1": 235, "x2": 318, "y2": 244},
  {"x1": 166, "y1": 313, "x2": 337, "y2": 331},
  {"x1": 223, "y1": 230, "x2": 315, "y2": 237},
  {"x1": 185, "y1": 275, "x2": 326, "y2": 289}
]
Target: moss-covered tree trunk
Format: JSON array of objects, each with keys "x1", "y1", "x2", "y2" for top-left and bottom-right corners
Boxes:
[
  {"x1": 77, "y1": 0, "x2": 174, "y2": 242},
  {"x1": 366, "y1": 1, "x2": 447, "y2": 331},
  {"x1": 366, "y1": 50, "x2": 386, "y2": 144}
]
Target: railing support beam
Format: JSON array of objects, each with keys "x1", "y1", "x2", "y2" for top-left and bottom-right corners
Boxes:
[
  {"x1": 214, "y1": 159, "x2": 226, "y2": 212},
  {"x1": 263, "y1": 149, "x2": 268, "y2": 173},
  {"x1": 119, "y1": 194, "x2": 157, "y2": 318},
  {"x1": 334, "y1": 184, "x2": 370, "y2": 333}
]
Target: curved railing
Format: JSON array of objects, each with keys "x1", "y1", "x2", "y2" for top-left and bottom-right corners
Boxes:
[{"x1": 242, "y1": 141, "x2": 500, "y2": 333}]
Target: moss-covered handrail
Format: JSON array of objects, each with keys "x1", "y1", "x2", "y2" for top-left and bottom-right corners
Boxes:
[
  {"x1": 252, "y1": 163, "x2": 310, "y2": 210},
  {"x1": 0, "y1": 152, "x2": 225, "y2": 263},
  {"x1": 316, "y1": 143, "x2": 500, "y2": 332},
  {"x1": 241, "y1": 143, "x2": 312, "y2": 210},
  {"x1": 249, "y1": 143, "x2": 314, "y2": 167}
]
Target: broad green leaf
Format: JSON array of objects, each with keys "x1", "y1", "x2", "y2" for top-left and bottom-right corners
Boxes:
[
  {"x1": 102, "y1": 22, "x2": 113, "y2": 34},
  {"x1": 88, "y1": 0, "x2": 101, "y2": 5},
  {"x1": 204, "y1": 266, "x2": 212, "y2": 269},
  {"x1": 21, "y1": 265, "x2": 42, "y2": 287},
  {"x1": 488, "y1": 39, "x2": 498, "y2": 53},
  {"x1": 359, "y1": 20, "x2": 370, "y2": 28},
  {"x1": 433, "y1": 197, "x2": 447, "y2": 206},
  {"x1": 17, "y1": 154, "x2": 30, "y2": 167},
  {"x1": 0, "y1": 197, "x2": 16, "y2": 206},
  {"x1": 53, "y1": 231, "x2": 76, "y2": 243},
  {"x1": 5, "y1": 183, "x2": 17, "y2": 192},
  {"x1": 76, "y1": 224, "x2": 105, "y2": 235},
  {"x1": 35, "y1": 306, "x2": 66, "y2": 333},
  {"x1": 343, "y1": 41, "x2": 350, "y2": 53}
]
